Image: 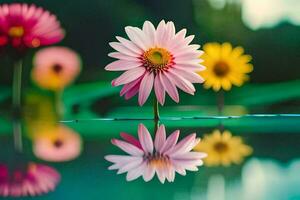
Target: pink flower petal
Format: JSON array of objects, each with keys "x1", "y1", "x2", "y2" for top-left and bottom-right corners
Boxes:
[
  {"x1": 120, "y1": 76, "x2": 143, "y2": 96},
  {"x1": 138, "y1": 72, "x2": 154, "y2": 106},
  {"x1": 154, "y1": 125, "x2": 166, "y2": 153},
  {"x1": 142, "y1": 21, "x2": 156, "y2": 46},
  {"x1": 160, "y1": 130, "x2": 180, "y2": 154},
  {"x1": 172, "y1": 152, "x2": 207, "y2": 160},
  {"x1": 112, "y1": 67, "x2": 145, "y2": 86},
  {"x1": 166, "y1": 134, "x2": 196, "y2": 156},
  {"x1": 155, "y1": 20, "x2": 166, "y2": 46},
  {"x1": 124, "y1": 83, "x2": 140, "y2": 100},
  {"x1": 126, "y1": 161, "x2": 146, "y2": 181},
  {"x1": 111, "y1": 139, "x2": 144, "y2": 156},
  {"x1": 117, "y1": 157, "x2": 144, "y2": 174},
  {"x1": 120, "y1": 132, "x2": 142, "y2": 149},
  {"x1": 159, "y1": 72, "x2": 179, "y2": 103},
  {"x1": 105, "y1": 155, "x2": 140, "y2": 165},
  {"x1": 169, "y1": 68, "x2": 204, "y2": 83},
  {"x1": 143, "y1": 166, "x2": 155, "y2": 182},
  {"x1": 164, "y1": 71, "x2": 195, "y2": 95},
  {"x1": 154, "y1": 74, "x2": 166, "y2": 105},
  {"x1": 172, "y1": 159, "x2": 203, "y2": 169},
  {"x1": 172, "y1": 162, "x2": 186, "y2": 175},
  {"x1": 125, "y1": 26, "x2": 148, "y2": 50},
  {"x1": 108, "y1": 52, "x2": 139, "y2": 61},
  {"x1": 138, "y1": 124, "x2": 153, "y2": 154},
  {"x1": 155, "y1": 168, "x2": 166, "y2": 184},
  {"x1": 105, "y1": 60, "x2": 142, "y2": 71},
  {"x1": 109, "y1": 42, "x2": 138, "y2": 57},
  {"x1": 116, "y1": 36, "x2": 142, "y2": 54}
]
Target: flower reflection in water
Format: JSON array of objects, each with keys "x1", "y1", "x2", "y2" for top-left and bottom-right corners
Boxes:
[
  {"x1": 24, "y1": 91, "x2": 83, "y2": 162},
  {"x1": 33, "y1": 124, "x2": 82, "y2": 162},
  {"x1": 105, "y1": 123, "x2": 206, "y2": 183},
  {"x1": 0, "y1": 162, "x2": 60, "y2": 197},
  {"x1": 194, "y1": 129, "x2": 252, "y2": 167}
]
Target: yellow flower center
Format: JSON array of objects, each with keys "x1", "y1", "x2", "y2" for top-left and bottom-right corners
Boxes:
[
  {"x1": 8, "y1": 26, "x2": 24, "y2": 37},
  {"x1": 213, "y1": 141, "x2": 228, "y2": 153},
  {"x1": 143, "y1": 48, "x2": 172, "y2": 72},
  {"x1": 148, "y1": 154, "x2": 171, "y2": 169},
  {"x1": 213, "y1": 61, "x2": 230, "y2": 77}
]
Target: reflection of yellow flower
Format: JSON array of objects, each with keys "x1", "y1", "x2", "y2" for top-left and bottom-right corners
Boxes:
[
  {"x1": 24, "y1": 92, "x2": 58, "y2": 138},
  {"x1": 194, "y1": 130, "x2": 252, "y2": 166},
  {"x1": 199, "y1": 42, "x2": 253, "y2": 91},
  {"x1": 33, "y1": 125, "x2": 82, "y2": 162}
]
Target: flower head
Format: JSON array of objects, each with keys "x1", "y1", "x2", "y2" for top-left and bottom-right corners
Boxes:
[
  {"x1": 194, "y1": 130, "x2": 253, "y2": 166},
  {"x1": 33, "y1": 125, "x2": 82, "y2": 162},
  {"x1": 0, "y1": 3, "x2": 64, "y2": 50},
  {"x1": 0, "y1": 162, "x2": 60, "y2": 197},
  {"x1": 105, "y1": 20, "x2": 205, "y2": 106},
  {"x1": 105, "y1": 124, "x2": 206, "y2": 183},
  {"x1": 31, "y1": 47, "x2": 81, "y2": 91},
  {"x1": 199, "y1": 42, "x2": 253, "y2": 91}
]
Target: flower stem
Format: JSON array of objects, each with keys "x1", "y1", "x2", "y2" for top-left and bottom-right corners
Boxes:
[
  {"x1": 217, "y1": 90, "x2": 224, "y2": 115},
  {"x1": 12, "y1": 60, "x2": 23, "y2": 153},
  {"x1": 153, "y1": 97, "x2": 160, "y2": 121},
  {"x1": 153, "y1": 97, "x2": 160, "y2": 132}
]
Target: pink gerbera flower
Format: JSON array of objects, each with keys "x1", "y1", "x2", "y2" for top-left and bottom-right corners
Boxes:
[
  {"x1": 105, "y1": 20, "x2": 205, "y2": 106},
  {"x1": 31, "y1": 46, "x2": 81, "y2": 91},
  {"x1": 0, "y1": 162, "x2": 60, "y2": 197},
  {"x1": 33, "y1": 125, "x2": 82, "y2": 162},
  {"x1": 105, "y1": 124, "x2": 206, "y2": 183},
  {"x1": 0, "y1": 3, "x2": 64, "y2": 49}
]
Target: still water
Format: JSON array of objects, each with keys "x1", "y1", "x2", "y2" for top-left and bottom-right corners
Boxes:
[{"x1": 1, "y1": 115, "x2": 300, "y2": 200}]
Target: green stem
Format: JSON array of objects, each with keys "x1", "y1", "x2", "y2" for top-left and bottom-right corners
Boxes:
[
  {"x1": 153, "y1": 97, "x2": 160, "y2": 132},
  {"x1": 153, "y1": 97, "x2": 160, "y2": 120},
  {"x1": 12, "y1": 60, "x2": 23, "y2": 153}
]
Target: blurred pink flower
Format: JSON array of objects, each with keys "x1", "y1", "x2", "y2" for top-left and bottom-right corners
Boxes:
[
  {"x1": 0, "y1": 3, "x2": 64, "y2": 49},
  {"x1": 0, "y1": 162, "x2": 60, "y2": 197},
  {"x1": 105, "y1": 124, "x2": 206, "y2": 183},
  {"x1": 105, "y1": 20, "x2": 205, "y2": 106},
  {"x1": 31, "y1": 46, "x2": 81, "y2": 91},
  {"x1": 33, "y1": 125, "x2": 82, "y2": 162}
]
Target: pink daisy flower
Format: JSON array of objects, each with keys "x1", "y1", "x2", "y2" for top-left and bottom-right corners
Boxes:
[
  {"x1": 0, "y1": 3, "x2": 64, "y2": 50},
  {"x1": 33, "y1": 125, "x2": 82, "y2": 162},
  {"x1": 105, "y1": 123, "x2": 207, "y2": 183},
  {"x1": 31, "y1": 46, "x2": 81, "y2": 91},
  {"x1": 0, "y1": 162, "x2": 60, "y2": 197},
  {"x1": 105, "y1": 20, "x2": 205, "y2": 106}
]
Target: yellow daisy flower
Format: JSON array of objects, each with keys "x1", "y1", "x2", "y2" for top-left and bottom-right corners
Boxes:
[
  {"x1": 199, "y1": 42, "x2": 253, "y2": 91},
  {"x1": 194, "y1": 130, "x2": 253, "y2": 167}
]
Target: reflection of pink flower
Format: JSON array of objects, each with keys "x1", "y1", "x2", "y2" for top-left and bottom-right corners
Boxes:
[
  {"x1": 105, "y1": 20, "x2": 205, "y2": 106},
  {"x1": 31, "y1": 47, "x2": 81, "y2": 91},
  {"x1": 0, "y1": 162, "x2": 60, "y2": 197},
  {"x1": 0, "y1": 3, "x2": 64, "y2": 49},
  {"x1": 33, "y1": 125, "x2": 82, "y2": 162},
  {"x1": 105, "y1": 124, "x2": 206, "y2": 183}
]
